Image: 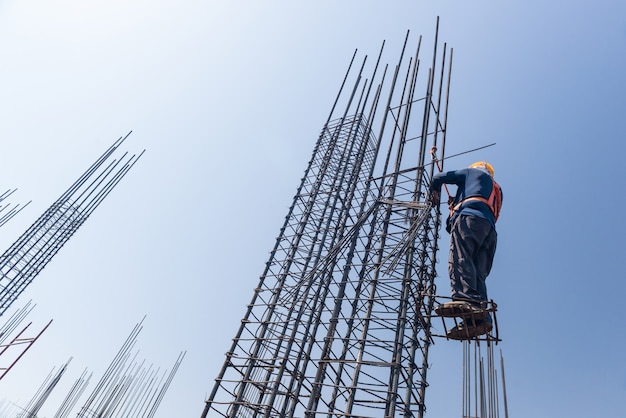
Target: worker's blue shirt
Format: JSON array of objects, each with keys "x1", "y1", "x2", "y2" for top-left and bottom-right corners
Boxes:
[{"x1": 430, "y1": 168, "x2": 503, "y2": 227}]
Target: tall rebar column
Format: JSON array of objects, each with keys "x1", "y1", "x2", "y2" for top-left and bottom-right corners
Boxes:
[
  {"x1": 203, "y1": 21, "x2": 452, "y2": 418},
  {"x1": 0, "y1": 132, "x2": 144, "y2": 317}
]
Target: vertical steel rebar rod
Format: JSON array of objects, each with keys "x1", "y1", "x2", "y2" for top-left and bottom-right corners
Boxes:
[{"x1": 501, "y1": 350, "x2": 509, "y2": 418}]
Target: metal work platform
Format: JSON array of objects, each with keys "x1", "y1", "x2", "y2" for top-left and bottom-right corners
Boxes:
[{"x1": 430, "y1": 296, "x2": 501, "y2": 344}]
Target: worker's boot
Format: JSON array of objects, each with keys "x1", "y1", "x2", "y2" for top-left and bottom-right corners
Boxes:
[
  {"x1": 446, "y1": 313, "x2": 493, "y2": 340},
  {"x1": 435, "y1": 300, "x2": 485, "y2": 319}
]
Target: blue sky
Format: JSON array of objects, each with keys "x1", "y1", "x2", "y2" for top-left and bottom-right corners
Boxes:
[{"x1": 0, "y1": 1, "x2": 625, "y2": 417}]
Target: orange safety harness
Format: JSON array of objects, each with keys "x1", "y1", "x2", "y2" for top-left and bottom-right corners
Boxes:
[{"x1": 450, "y1": 180, "x2": 502, "y2": 222}]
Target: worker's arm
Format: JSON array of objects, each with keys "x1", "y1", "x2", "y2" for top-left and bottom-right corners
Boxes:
[
  {"x1": 430, "y1": 169, "x2": 466, "y2": 192},
  {"x1": 429, "y1": 169, "x2": 467, "y2": 206}
]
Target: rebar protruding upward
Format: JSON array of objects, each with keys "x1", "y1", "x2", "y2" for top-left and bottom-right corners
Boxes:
[
  {"x1": 462, "y1": 342, "x2": 509, "y2": 418},
  {"x1": 77, "y1": 318, "x2": 186, "y2": 418},
  {"x1": 17, "y1": 358, "x2": 73, "y2": 418}
]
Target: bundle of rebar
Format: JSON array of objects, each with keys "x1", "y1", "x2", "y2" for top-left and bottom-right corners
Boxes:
[
  {"x1": 17, "y1": 358, "x2": 73, "y2": 418},
  {"x1": 53, "y1": 367, "x2": 92, "y2": 418},
  {"x1": 462, "y1": 342, "x2": 509, "y2": 418},
  {"x1": 76, "y1": 318, "x2": 186, "y2": 418}
]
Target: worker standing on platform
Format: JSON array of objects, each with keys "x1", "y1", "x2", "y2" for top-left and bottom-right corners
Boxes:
[{"x1": 428, "y1": 161, "x2": 503, "y2": 339}]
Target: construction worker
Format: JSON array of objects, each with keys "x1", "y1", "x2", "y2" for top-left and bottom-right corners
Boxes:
[{"x1": 428, "y1": 161, "x2": 503, "y2": 339}]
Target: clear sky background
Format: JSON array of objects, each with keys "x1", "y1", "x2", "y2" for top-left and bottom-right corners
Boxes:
[{"x1": 0, "y1": 1, "x2": 625, "y2": 417}]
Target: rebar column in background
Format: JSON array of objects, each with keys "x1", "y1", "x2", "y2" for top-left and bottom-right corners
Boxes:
[
  {"x1": 203, "y1": 20, "x2": 452, "y2": 418},
  {"x1": 0, "y1": 133, "x2": 144, "y2": 317}
]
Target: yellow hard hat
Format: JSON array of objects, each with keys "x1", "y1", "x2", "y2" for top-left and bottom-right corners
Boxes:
[{"x1": 469, "y1": 161, "x2": 495, "y2": 177}]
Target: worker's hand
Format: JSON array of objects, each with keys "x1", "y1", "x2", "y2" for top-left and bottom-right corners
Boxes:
[{"x1": 428, "y1": 190, "x2": 440, "y2": 205}]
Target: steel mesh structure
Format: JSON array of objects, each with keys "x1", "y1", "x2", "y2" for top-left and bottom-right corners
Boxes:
[
  {"x1": 203, "y1": 22, "x2": 452, "y2": 418},
  {"x1": 0, "y1": 132, "x2": 144, "y2": 317}
]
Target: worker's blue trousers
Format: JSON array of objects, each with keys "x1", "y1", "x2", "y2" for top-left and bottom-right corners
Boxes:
[{"x1": 448, "y1": 214, "x2": 497, "y2": 304}]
